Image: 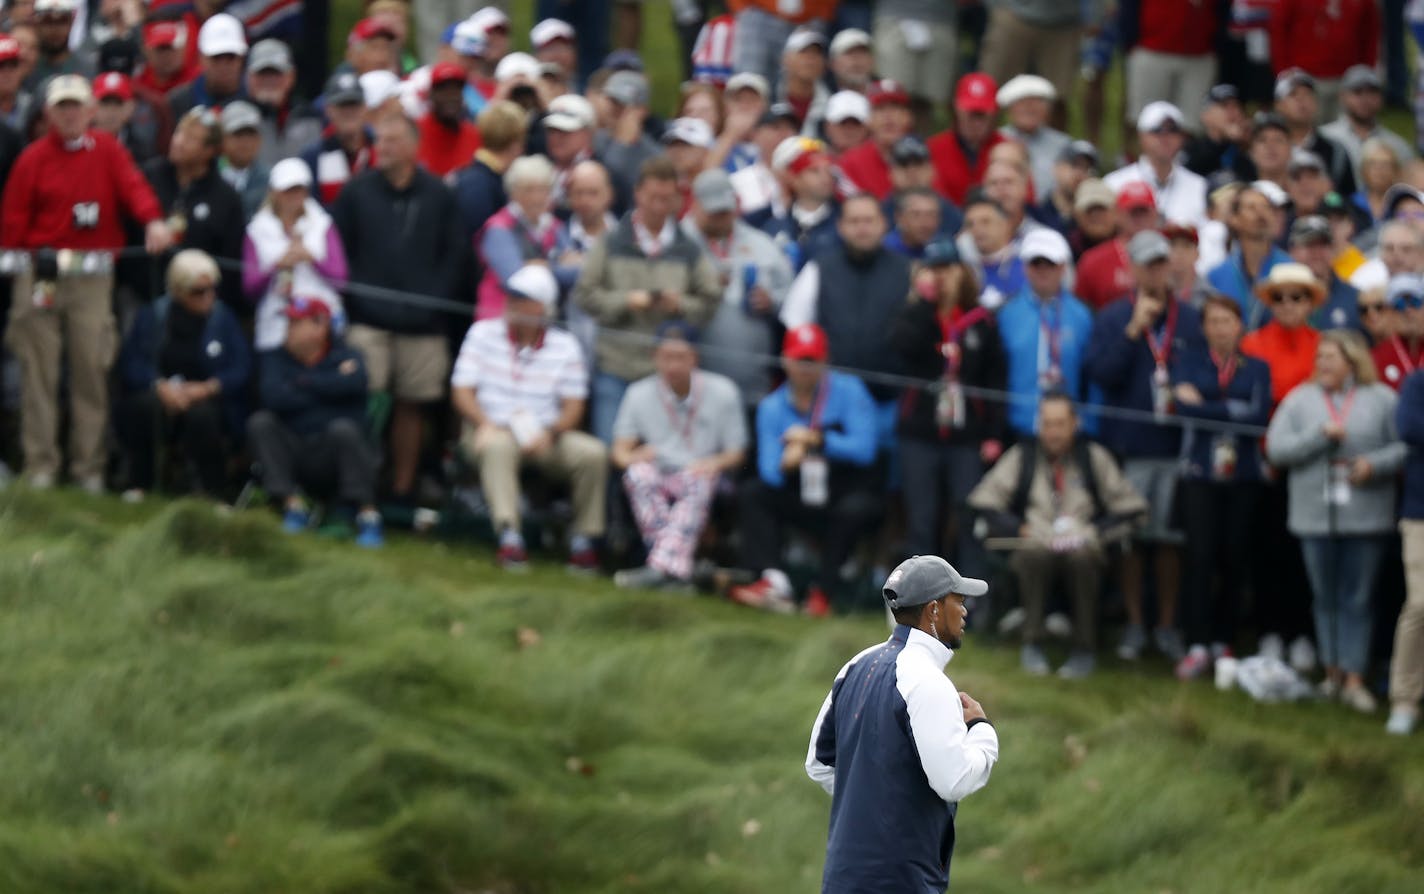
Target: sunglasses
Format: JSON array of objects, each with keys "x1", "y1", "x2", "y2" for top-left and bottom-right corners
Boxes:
[
  {"x1": 1393, "y1": 294, "x2": 1424, "y2": 310},
  {"x1": 1358, "y1": 302, "x2": 1388, "y2": 316},
  {"x1": 0, "y1": 60, "x2": 19, "y2": 70},
  {"x1": 1271, "y1": 291, "x2": 1312, "y2": 304},
  {"x1": 1026, "y1": 258, "x2": 1060, "y2": 268},
  {"x1": 186, "y1": 284, "x2": 216, "y2": 296}
]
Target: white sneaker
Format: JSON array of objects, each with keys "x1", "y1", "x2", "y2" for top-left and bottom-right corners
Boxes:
[
  {"x1": 120, "y1": 488, "x2": 146, "y2": 504},
  {"x1": 77, "y1": 475, "x2": 104, "y2": 495},
  {"x1": 1258, "y1": 633, "x2": 1284, "y2": 662},
  {"x1": 1117, "y1": 624, "x2": 1147, "y2": 661},
  {"x1": 1340, "y1": 685, "x2": 1378, "y2": 714},
  {"x1": 1288, "y1": 636, "x2": 1317, "y2": 674},
  {"x1": 25, "y1": 471, "x2": 55, "y2": 490},
  {"x1": 1385, "y1": 705, "x2": 1418, "y2": 735},
  {"x1": 1318, "y1": 677, "x2": 1341, "y2": 700},
  {"x1": 997, "y1": 607, "x2": 1025, "y2": 636}
]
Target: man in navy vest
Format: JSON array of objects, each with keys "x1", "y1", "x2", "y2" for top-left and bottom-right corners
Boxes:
[{"x1": 806, "y1": 555, "x2": 1000, "y2": 893}]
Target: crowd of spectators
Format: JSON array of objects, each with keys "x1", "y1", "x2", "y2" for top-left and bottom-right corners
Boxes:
[{"x1": 2, "y1": 0, "x2": 1424, "y2": 736}]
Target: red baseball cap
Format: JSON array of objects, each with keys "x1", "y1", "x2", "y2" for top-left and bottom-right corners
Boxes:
[
  {"x1": 783, "y1": 323, "x2": 830, "y2": 362},
  {"x1": 93, "y1": 71, "x2": 133, "y2": 102},
  {"x1": 0, "y1": 36, "x2": 19, "y2": 63},
  {"x1": 349, "y1": 17, "x2": 396, "y2": 45},
  {"x1": 429, "y1": 61, "x2": 466, "y2": 87},
  {"x1": 143, "y1": 21, "x2": 185, "y2": 50},
  {"x1": 866, "y1": 78, "x2": 910, "y2": 108},
  {"x1": 1116, "y1": 181, "x2": 1158, "y2": 211},
  {"x1": 955, "y1": 72, "x2": 998, "y2": 114},
  {"x1": 284, "y1": 296, "x2": 332, "y2": 320}
]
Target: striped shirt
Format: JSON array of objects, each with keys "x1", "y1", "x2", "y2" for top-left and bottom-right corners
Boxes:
[{"x1": 450, "y1": 319, "x2": 587, "y2": 428}]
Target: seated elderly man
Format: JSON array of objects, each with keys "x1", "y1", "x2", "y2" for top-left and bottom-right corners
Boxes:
[
  {"x1": 610, "y1": 323, "x2": 748, "y2": 590},
  {"x1": 248, "y1": 295, "x2": 383, "y2": 547},
  {"x1": 452, "y1": 264, "x2": 607, "y2": 572},
  {"x1": 969, "y1": 393, "x2": 1147, "y2": 679},
  {"x1": 115, "y1": 249, "x2": 251, "y2": 501},
  {"x1": 730, "y1": 324, "x2": 881, "y2": 618}
]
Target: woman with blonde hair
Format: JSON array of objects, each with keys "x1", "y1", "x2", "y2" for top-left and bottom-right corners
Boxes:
[
  {"x1": 1267, "y1": 329, "x2": 1407, "y2": 711},
  {"x1": 1351, "y1": 138, "x2": 1404, "y2": 226},
  {"x1": 242, "y1": 157, "x2": 348, "y2": 351}
]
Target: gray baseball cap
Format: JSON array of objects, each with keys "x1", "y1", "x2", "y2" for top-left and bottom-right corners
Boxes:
[
  {"x1": 883, "y1": 556, "x2": 987, "y2": 610},
  {"x1": 248, "y1": 38, "x2": 293, "y2": 74},
  {"x1": 1127, "y1": 230, "x2": 1170, "y2": 266},
  {"x1": 604, "y1": 70, "x2": 649, "y2": 107},
  {"x1": 221, "y1": 100, "x2": 262, "y2": 134},
  {"x1": 692, "y1": 168, "x2": 736, "y2": 213}
]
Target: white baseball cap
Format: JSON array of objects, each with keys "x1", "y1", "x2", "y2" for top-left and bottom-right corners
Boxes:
[
  {"x1": 726, "y1": 72, "x2": 770, "y2": 100},
  {"x1": 530, "y1": 18, "x2": 575, "y2": 49},
  {"x1": 1019, "y1": 228, "x2": 1072, "y2": 266},
  {"x1": 469, "y1": 6, "x2": 511, "y2": 33},
  {"x1": 828, "y1": 28, "x2": 871, "y2": 58},
  {"x1": 198, "y1": 13, "x2": 248, "y2": 57},
  {"x1": 505, "y1": 264, "x2": 559, "y2": 310},
  {"x1": 46, "y1": 73, "x2": 92, "y2": 107},
  {"x1": 661, "y1": 117, "x2": 715, "y2": 149},
  {"x1": 996, "y1": 74, "x2": 1056, "y2": 107},
  {"x1": 359, "y1": 70, "x2": 401, "y2": 110},
  {"x1": 544, "y1": 94, "x2": 595, "y2": 132},
  {"x1": 269, "y1": 157, "x2": 313, "y2": 192},
  {"x1": 1137, "y1": 100, "x2": 1186, "y2": 133},
  {"x1": 825, "y1": 90, "x2": 870, "y2": 124},
  {"x1": 494, "y1": 51, "x2": 540, "y2": 83}
]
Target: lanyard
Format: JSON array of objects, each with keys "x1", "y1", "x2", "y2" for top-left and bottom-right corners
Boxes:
[
  {"x1": 1039, "y1": 298, "x2": 1062, "y2": 372},
  {"x1": 1322, "y1": 387, "x2": 1357, "y2": 428},
  {"x1": 803, "y1": 378, "x2": 830, "y2": 431},
  {"x1": 939, "y1": 306, "x2": 988, "y2": 380},
  {"x1": 1391, "y1": 336, "x2": 1418, "y2": 376},
  {"x1": 1210, "y1": 349, "x2": 1239, "y2": 393},
  {"x1": 1143, "y1": 297, "x2": 1179, "y2": 370},
  {"x1": 704, "y1": 235, "x2": 731, "y2": 262},
  {"x1": 507, "y1": 330, "x2": 544, "y2": 389},
  {"x1": 657, "y1": 374, "x2": 701, "y2": 448}
]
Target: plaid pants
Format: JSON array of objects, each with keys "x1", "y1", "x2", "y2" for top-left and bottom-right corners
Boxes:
[{"x1": 623, "y1": 461, "x2": 717, "y2": 579}]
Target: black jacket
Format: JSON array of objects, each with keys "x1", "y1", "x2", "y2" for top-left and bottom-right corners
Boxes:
[
  {"x1": 143, "y1": 158, "x2": 246, "y2": 310},
  {"x1": 813, "y1": 246, "x2": 911, "y2": 403},
  {"x1": 332, "y1": 168, "x2": 464, "y2": 334},
  {"x1": 257, "y1": 341, "x2": 369, "y2": 437},
  {"x1": 891, "y1": 296, "x2": 1007, "y2": 445}
]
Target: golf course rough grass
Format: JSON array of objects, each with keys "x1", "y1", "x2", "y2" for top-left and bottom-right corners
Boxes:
[{"x1": 0, "y1": 490, "x2": 1420, "y2": 893}]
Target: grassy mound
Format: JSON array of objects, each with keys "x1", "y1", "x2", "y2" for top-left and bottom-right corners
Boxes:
[{"x1": 0, "y1": 491, "x2": 1420, "y2": 893}]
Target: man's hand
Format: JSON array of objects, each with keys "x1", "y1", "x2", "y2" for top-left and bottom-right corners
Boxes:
[
  {"x1": 747, "y1": 285, "x2": 773, "y2": 314},
  {"x1": 783, "y1": 425, "x2": 822, "y2": 448},
  {"x1": 627, "y1": 289, "x2": 653, "y2": 311},
  {"x1": 181, "y1": 380, "x2": 217, "y2": 404},
  {"x1": 781, "y1": 441, "x2": 807, "y2": 471},
  {"x1": 1349, "y1": 457, "x2": 1373, "y2": 485},
  {"x1": 722, "y1": 106, "x2": 759, "y2": 143},
  {"x1": 473, "y1": 422, "x2": 502, "y2": 452},
  {"x1": 1125, "y1": 292, "x2": 1164, "y2": 339},
  {"x1": 155, "y1": 380, "x2": 190, "y2": 414},
  {"x1": 980, "y1": 439, "x2": 1003, "y2": 464},
  {"x1": 1323, "y1": 421, "x2": 1346, "y2": 442},
  {"x1": 1174, "y1": 383, "x2": 1204, "y2": 406},
  {"x1": 144, "y1": 220, "x2": 174, "y2": 255},
  {"x1": 657, "y1": 289, "x2": 683, "y2": 313},
  {"x1": 629, "y1": 444, "x2": 658, "y2": 466},
  {"x1": 913, "y1": 267, "x2": 938, "y2": 301},
  {"x1": 557, "y1": 248, "x2": 584, "y2": 267},
  {"x1": 612, "y1": 102, "x2": 648, "y2": 144},
  {"x1": 959, "y1": 691, "x2": 987, "y2": 724},
  {"x1": 521, "y1": 429, "x2": 553, "y2": 457},
  {"x1": 686, "y1": 456, "x2": 723, "y2": 476}
]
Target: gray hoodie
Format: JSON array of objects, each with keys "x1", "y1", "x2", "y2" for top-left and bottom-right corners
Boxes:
[{"x1": 1266, "y1": 381, "x2": 1406, "y2": 537}]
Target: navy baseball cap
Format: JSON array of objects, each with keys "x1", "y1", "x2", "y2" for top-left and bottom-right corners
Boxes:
[
  {"x1": 923, "y1": 239, "x2": 961, "y2": 267},
  {"x1": 883, "y1": 556, "x2": 987, "y2": 610}
]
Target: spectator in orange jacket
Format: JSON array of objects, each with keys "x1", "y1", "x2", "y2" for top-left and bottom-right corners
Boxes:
[{"x1": 1241, "y1": 263, "x2": 1325, "y2": 405}]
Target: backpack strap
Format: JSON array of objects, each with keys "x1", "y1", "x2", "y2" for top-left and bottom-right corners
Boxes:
[
  {"x1": 1009, "y1": 438, "x2": 1039, "y2": 521},
  {"x1": 1073, "y1": 437, "x2": 1106, "y2": 520}
]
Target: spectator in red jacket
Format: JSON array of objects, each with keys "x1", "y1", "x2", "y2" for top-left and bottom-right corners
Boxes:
[
  {"x1": 418, "y1": 62, "x2": 481, "y2": 178},
  {"x1": 1075, "y1": 182, "x2": 1162, "y2": 310},
  {"x1": 837, "y1": 78, "x2": 914, "y2": 201},
  {"x1": 133, "y1": 21, "x2": 200, "y2": 99},
  {"x1": 928, "y1": 73, "x2": 1005, "y2": 206},
  {"x1": 1122, "y1": 0, "x2": 1221, "y2": 133},
  {"x1": 1269, "y1": 0, "x2": 1379, "y2": 122},
  {"x1": 0, "y1": 75, "x2": 173, "y2": 491}
]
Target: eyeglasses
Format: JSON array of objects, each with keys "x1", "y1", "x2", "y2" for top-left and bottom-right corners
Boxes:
[
  {"x1": 1026, "y1": 258, "x2": 1060, "y2": 268},
  {"x1": 1271, "y1": 291, "x2": 1312, "y2": 304},
  {"x1": 1358, "y1": 302, "x2": 1388, "y2": 316},
  {"x1": 1393, "y1": 294, "x2": 1424, "y2": 310}
]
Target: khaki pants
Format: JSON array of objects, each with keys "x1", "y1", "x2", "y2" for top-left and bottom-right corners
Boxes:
[
  {"x1": 1125, "y1": 48, "x2": 1217, "y2": 130},
  {"x1": 980, "y1": 8, "x2": 1081, "y2": 104},
  {"x1": 1390, "y1": 519, "x2": 1424, "y2": 705},
  {"x1": 463, "y1": 426, "x2": 607, "y2": 538},
  {"x1": 1009, "y1": 546, "x2": 1105, "y2": 653},
  {"x1": 4, "y1": 271, "x2": 116, "y2": 481}
]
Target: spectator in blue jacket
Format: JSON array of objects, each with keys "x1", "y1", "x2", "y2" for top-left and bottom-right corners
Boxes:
[
  {"x1": 997, "y1": 229, "x2": 1094, "y2": 436},
  {"x1": 1171, "y1": 296, "x2": 1274, "y2": 680},
  {"x1": 1389, "y1": 369, "x2": 1424, "y2": 735},
  {"x1": 731, "y1": 324, "x2": 881, "y2": 618},
  {"x1": 1087, "y1": 230, "x2": 1205, "y2": 663},
  {"x1": 115, "y1": 249, "x2": 251, "y2": 501},
  {"x1": 247, "y1": 296, "x2": 383, "y2": 548},
  {"x1": 1206, "y1": 183, "x2": 1293, "y2": 329},
  {"x1": 757, "y1": 135, "x2": 840, "y2": 271},
  {"x1": 453, "y1": 100, "x2": 528, "y2": 241}
]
